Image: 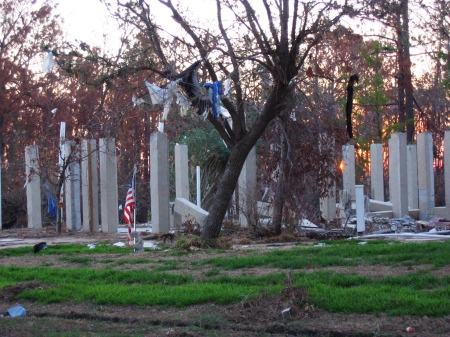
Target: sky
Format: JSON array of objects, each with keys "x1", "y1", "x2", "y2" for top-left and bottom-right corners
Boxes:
[
  {"x1": 50, "y1": 0, "x2": 213, "y2": 49},
  {"x1": 53, "y1": 0, "x2": 119, "y2": 49},
  {"x1": 46, "y1": 0, "x2": 430, "y2": 77}
]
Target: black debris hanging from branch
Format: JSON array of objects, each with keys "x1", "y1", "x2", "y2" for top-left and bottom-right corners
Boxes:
[
  {"x1": 345, "y1": 73, "x2": 359, "y2": 140},
  {"x1": 163, "y1": 59, "x2": 209, "y2": 114}
]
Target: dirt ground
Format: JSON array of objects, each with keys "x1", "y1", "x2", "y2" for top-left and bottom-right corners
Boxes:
[{"x1": 1, "y1": 227, "x2": 450, "y2": 337}]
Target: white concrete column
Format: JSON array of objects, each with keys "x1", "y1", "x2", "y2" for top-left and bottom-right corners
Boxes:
[
  {"x1": 445, "y1": 131, "x2": 450, "y2": 219},
  {"x1": 342, "y1": 144, "x2": 356, "y2": 202},
  {"x1": 319, "y1": 134, "x2": 336, "y2": 222},
  {"x1": 239, "y1": 147, "x2": 257, "y2": 227},
  {"x1": 25, "y1": 146, "x2": 42, "y2": 228},
  {"x1": 99, "y1": 138, "x2": 119, "y2": 233},
  {"x1": 175, "y1": 144, "x2": 189, "y2": 200},
  {"x1": 81, "y1": 139, "x2": 99, "y2": 232},
  {"x1": 406, "y1": 144, "x2": 418, "y2": 210},
  {"x1": 370, "y1": 143, "x2": 384, "y2": 201},
  {"x1": 64, "y1": 142, "x2": 81, "y2": 231},
  {"x1": 355, "y1": 185, "x2": 365, "y2": 233},
  {"x1": 150, "y1": 132, "x2": 170, "y2": 233},
  {"x1": 388, "y1": 133, "x2": 408, "y2": 218},
  {"x1": 417, "y1": 132, "x2": 435, "y2": 220},
  {"x1": 320, "y1": 189, "x2": 336, "y2": 222}
]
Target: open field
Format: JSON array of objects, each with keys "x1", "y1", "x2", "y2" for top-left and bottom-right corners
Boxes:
[{"x1": 1, "y1": 228, "x2": 450, "y2": 336}]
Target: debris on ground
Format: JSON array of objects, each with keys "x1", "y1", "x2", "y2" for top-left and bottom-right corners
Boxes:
[
  {"x1": 2, "y1": 306, "x2": 26, "y2": 317},
  {"x1": 33, "y1": 242, "x2": 47, "y2": 253}
]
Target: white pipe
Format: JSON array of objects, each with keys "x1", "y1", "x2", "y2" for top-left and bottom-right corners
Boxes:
[
  {"x1": 356, "y1": 185, "x2": 365, "y2": 233},
  {"x1": 196, "y1": 166, "x2": 201, "y2": 208}
]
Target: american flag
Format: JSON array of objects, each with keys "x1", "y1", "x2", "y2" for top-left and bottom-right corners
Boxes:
[{"x1": 123, "y1": 176, "x2": 135, "y2": 246}]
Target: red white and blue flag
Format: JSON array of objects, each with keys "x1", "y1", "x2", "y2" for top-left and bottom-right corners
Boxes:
[{"x1": 124, "y1": 175, "x2": 135, "y2": 246}]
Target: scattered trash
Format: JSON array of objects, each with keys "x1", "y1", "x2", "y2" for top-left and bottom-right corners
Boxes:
[
  {"x1": 33, "y1": 242, "x2": 48, "y2": 253},
  {"x1": 314, "y1": 243, "x2": 327, "y2": 247},
  {"x1": 281, "y1": 307, "x2": 291, "y2": 318},
  {"x1": 358, "y1": 241, "x2": 367, "y2": 245},
  {"x1": 87, "y1": 244, "x2": 96, "y2": 249},
  {"x1": 144, "y1": 242, "x2": 160, "y2": 250},
  {"x1": 3, "y1": 306, "x2": 26, "y2": 317},
  {"x1": 112, "y1": 242, "x2": 125, "y2": 247},
  {"x1": 188, "y1": 246, "x2": 200, "y2": 251},
  {"x1": 406, "y1": 327, "x2": 414, "y2": 333}
]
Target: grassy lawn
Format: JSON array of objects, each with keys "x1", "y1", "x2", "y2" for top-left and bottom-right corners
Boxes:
[{"x1": 1, "y1": 239, "x2": 450, "y2": 318}]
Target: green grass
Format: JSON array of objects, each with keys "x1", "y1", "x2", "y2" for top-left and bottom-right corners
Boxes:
[
  {"x1": 18, "y1": 282, "x2": 274, "y2": 307},
  {"x1": 0, "y1": 244, "x2": 129, "y2": 257},
  {"x1": 112, "y1": 258, "x2": 152, "y2": 266},
  {"x1": 2, "y1": 240, "x2": 450, "y2": 316},
  {"x1": 1, "y1": 266, "x2": 193, "y2": 285},
  {"x1": 300, "y1": 271, "x2": 450, "y2": 316},
  {"x1": 201, "y1": 240, "x2": 450, "y2": 269}
]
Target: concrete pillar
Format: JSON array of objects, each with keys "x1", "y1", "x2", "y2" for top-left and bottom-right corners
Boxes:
[
  {"x1": 239, "y1": 147, "x2": 257, "y2": 227},
  {"x1": 445, "y1": 131, "x2": 450, "y2": 219},
  {"x1": 417, "y1": 132, "x2": 435, "y2": 220},
  {"x1": 64, "y1": 142, "x2": 81, "y2": 231},
  {"x1": 355, "y1": 185, "x2": 365, "y2": 233},
  {"x1": 388, "y1": 133, "x2": 408, "y2": 218},
  {"x1": 175, "y1": 144, "x2": 189, "y2": 200},
  {"x1": 320, "y1": 188, "x2": 336, "y2": 223},
  {"x1": 99, "y1": 138, "x2": 119, "y2": 233},
  {"x1": 407, "y1": 144, "x2": 418, "y2": 210},
  {"x1": 370, "y1": 143, "x2": 384, "y2": 201},
  {"x1": 150, "y1": 132, "x2": 170, "y2": 233},
  {"x1": 81, "y1": 139, "x2": 99, "y2": 232},
  {"x1": 342, "y1": 145, "x2": 355, "y2": 203},
  {"x1": 319, "y1": 134, "x2": 336, "y2": 222},
  {"x1": 25, "y1": 146, "x2": 41, "y2": 228}
]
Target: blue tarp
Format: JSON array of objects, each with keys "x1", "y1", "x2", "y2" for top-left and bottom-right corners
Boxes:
[{"x1": 203, "y1": 81, "x2": 223, "y2": 118}]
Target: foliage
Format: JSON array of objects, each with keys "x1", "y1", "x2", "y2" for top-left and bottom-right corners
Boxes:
[{"x1": 170, "y1": 121, "x2": 230, "y2": 209}]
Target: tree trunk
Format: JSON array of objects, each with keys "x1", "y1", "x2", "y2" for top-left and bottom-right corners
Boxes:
[
  {"x1": 401, "y1": 0, "x2": 415, "y2": 142},
  {"x1": 396, "y1": 7, "x2": 406, "y2": 134},
  {"x1": 396, "y1": 0, "x2": 414, "y2": 142},
  {"x1": 200, "y1": 142, "x2": 251, "y2": 238},
  {"x1": 201, "y1": 84, "x2": 290, "y2": 238}
]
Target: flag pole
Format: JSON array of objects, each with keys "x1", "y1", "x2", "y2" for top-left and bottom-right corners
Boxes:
[{"x1": 133, "y1": 164, "x2": 137, "y2": 234}]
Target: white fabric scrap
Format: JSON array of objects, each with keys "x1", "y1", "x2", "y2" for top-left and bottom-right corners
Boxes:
[
  {"x1": 132, "y1": 94, "x2": 145, "y2": 106},
  {"x1": 42, "y1": 52, "x2": 54, "y2": 73},
  {"x1": 145, "y1": 80, "x2": 181, "y2": 120},
  {"x1": 201, "y1": 108, "x2": 209, "y2": 120},
  {"x1": 220, "y1": 106, "x2": 231, "y2": 119},
  {"x1": 176, "y1": 92, "x2": 190, "y2": 116},
  {"x1": 162, "y1": 100, "x2": 172, "y2": 120},
  {"x1": 145, "y1": 81, "x2": 166, "y2": 105},
  {"x1": 220, "y1": 106, "x2": 233, "y2": 129},
  {"x1": 224, "y1": 78, "x2": 231, "y2": 95},
  {"x1": 145, "y1": 80, "x2": 180, "y2": 105}
]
